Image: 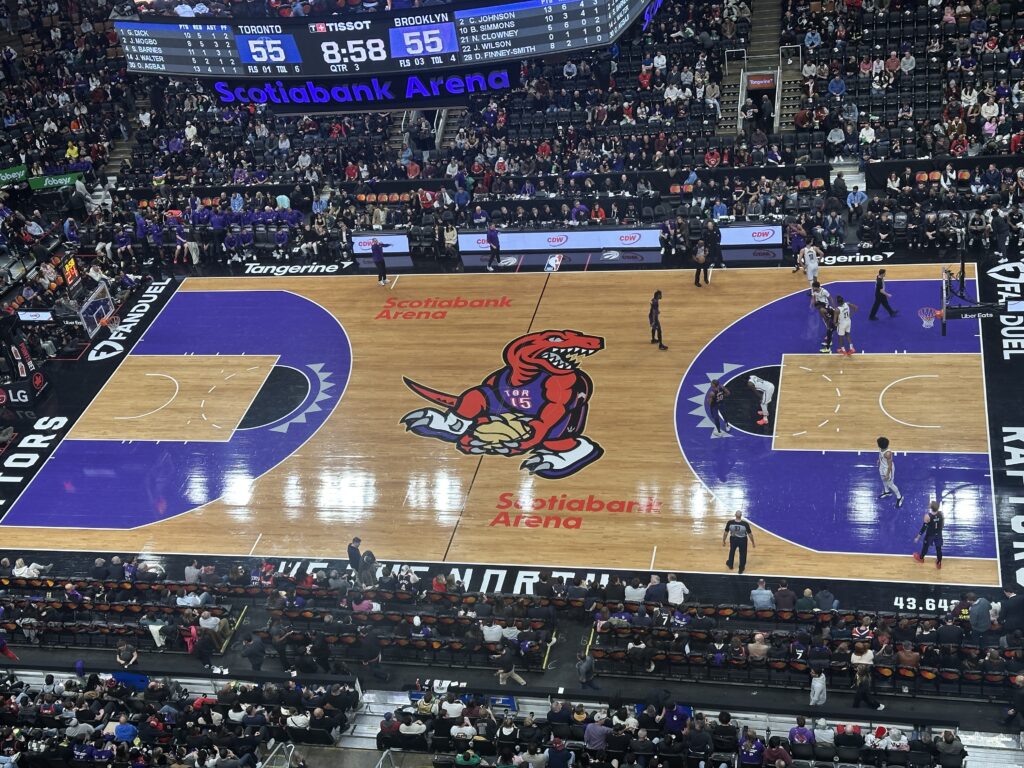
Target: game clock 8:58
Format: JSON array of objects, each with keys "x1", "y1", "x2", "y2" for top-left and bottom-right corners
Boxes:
[{"x1": 321, "y1": 39, "x2": 387, "y2": 69}]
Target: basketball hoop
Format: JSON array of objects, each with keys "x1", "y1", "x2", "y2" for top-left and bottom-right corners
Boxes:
[
  {"x1": 107, "y1": 315, "x2": 121, "y2": 331},
  {"x1": 917, "y1": 307, "x2": 942, "y2": 329}
]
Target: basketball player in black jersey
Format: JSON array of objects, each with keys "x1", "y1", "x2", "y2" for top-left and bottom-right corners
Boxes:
[
  {"x1": 821, "y1": 303, "x2": 838, "y2": 354},
  {"x1": 706, "y1": 379, "x2": 731, "y2": 434},
  {"x1": 649, "y1": 290, "x2": 668, "y2": 350},
  {"x1": 913, "y1": 500, "x2": 944, "y2": 569}
]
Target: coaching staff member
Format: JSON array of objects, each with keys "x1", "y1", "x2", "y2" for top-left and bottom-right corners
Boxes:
[
  {"x1": 722, "y1": 510, "x2": 755, "y2": 574},
  {"x1": 649, "y1": 290, "x2": 668, "y2": 350},
  {"x1": 486, "y1": 223, "x2": 500, "y2": 271},
  {"x1": 371, "y1": 238, "x2": 391, "y2": 286},
  {"x1": 868, "y1": 268, "x2": 898, "y2": 320}
]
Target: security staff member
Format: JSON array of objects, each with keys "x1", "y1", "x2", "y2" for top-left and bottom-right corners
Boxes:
[
  {"x1": 722, "y1": 510, "x2": 755, "y2": 574},
  {"x1": 649, "y1": 290, "x2": 668, "y2": 350},
  {"x1": 913, "y1": 500, "x2": 944, "y2": 568},
  {"x1": 868, "y1": 268, "x2": 898, "y2": 320}
]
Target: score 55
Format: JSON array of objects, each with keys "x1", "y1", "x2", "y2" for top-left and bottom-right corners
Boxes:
[
  {"x1": 388, "y1": 22, "x2": 458, "y2": 58},
  {"x1": 236, "y1": 35, "x2": 302, "y2": 64}
]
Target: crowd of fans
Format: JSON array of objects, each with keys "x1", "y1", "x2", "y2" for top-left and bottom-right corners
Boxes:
[
  {"x1": 0, "y1": 546, "x2": 1012, "y2": 768},
  {"x1": 784, "y1": 0, "x2": 1024, "y2": 162},
  {"x1": 588, "y1": 575, "x2": 1024, "y2": 715},
  {"x1": 0, "y1": 669, "x2": 357, "y2": 768},
  {"x1": 377, "y1": 694, "x2": 969, "y2": 767},
  {"x1": 4, "y1": 0, "x2": 132, "y2": 179}
]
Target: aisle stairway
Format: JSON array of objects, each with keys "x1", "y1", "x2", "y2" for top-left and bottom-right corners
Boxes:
[
  {"x1": 716, "y1": 70, "x2": 743, "y2": 135},
  {"x1": 716, "y1": 0, "x2": 783, "y2": 135},
  {"x1": 437, "y1": 107, "x2": 466, "y2": 150},
  {"x1": 778, "y1": 63, "x2": 804, "y2": 128},
  {"x1": 387, "y1": 111, "x2": 412, "y2": 155},
  {"x1": 747, "y1": 0, "x2": 784, "y2": 62}
]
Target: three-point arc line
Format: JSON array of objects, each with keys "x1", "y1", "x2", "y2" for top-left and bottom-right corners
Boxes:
[
  {"x1": 114, "y1": 374, "x2": 180, "y2": 420},
  {"x1": 878, "y1": 374, "x2": 942, "y2": 429}
]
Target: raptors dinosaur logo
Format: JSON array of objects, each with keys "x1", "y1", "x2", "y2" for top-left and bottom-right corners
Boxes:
[{"x1": 400, "y1": 330, "x2": 605, "y2": 479}]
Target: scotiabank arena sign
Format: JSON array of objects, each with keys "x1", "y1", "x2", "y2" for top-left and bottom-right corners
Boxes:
[{"x1": 457, "y1": 228, "x2": 660, "y2": 253}]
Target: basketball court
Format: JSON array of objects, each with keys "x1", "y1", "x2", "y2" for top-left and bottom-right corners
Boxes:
[{"x1": 0, "y1": 263, "x2": 1000, "y2": 588}]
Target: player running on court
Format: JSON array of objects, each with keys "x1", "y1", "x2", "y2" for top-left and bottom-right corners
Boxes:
[
  {"x1": 834, "y1": 295, "x2": 858, "y2": 356},
  {"x1": 877, "y1": 436, "x2": 905, "y2": 508},
  {"x1": 706, "y1": 379, "x2": 731, "y2": 435},
  {"x1": 800, "y1": 243, "x2": 823, "y2": 286},
  {"x1": 746, "y1": 375, "x2": 775, "y2": 427}
]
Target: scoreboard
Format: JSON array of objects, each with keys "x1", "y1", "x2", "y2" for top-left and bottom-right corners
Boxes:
[{"x1": 116, "y1": 0, "x2": 653, "y2": 78}]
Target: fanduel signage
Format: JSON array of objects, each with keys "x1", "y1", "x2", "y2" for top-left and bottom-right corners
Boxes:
[
  {"x1": 980, "y1": 259, "x2": 1024, "y2": 589},
  {"x1": 213, "y1": 67, "x2": 513, "y2": 111}
]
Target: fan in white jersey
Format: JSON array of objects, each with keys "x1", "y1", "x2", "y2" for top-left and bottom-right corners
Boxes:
[
  {"x1": 746, "y1": 375, "x2": 776, "y2": 427},
  {"x1": 834, "y1": 295, "x2": 859, "y2": 356},
  {"x1": 876, "y1": 436, "x2": 904, "y2": 507},
  {"x1": 800, "y1": 244, "x2": 823, "y2": 285}
]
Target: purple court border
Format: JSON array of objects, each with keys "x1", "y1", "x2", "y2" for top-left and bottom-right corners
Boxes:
[
  {"x1": 1, "y1": 289, "x2": 352, "y2": 530},
  {"x1": 675, "y1": 278, "x2": 996, "y2": 560}
]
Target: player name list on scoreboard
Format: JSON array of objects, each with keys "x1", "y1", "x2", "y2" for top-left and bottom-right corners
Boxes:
[
  {"x1": 453, "y1": 0, "x2": 611, "y2": 62},
  {"x1": 119, "y1": 22, "x2": 246, "y2": 76}
]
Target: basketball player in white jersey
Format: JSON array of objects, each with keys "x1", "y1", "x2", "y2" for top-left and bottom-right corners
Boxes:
[
  {"x1": 746, "y1": 375, "x2": 775, "y2": 427},
  {"x1": 810, "y1": 279, "x2": 833, "y2": 324},
  {"x1": 834, "y1": 295, "x2": 859, "y2": 356},
  {"x1": 800, "y1": 243, "x2": 823, "y2": 286},
  {"x1": 876, "y1": 436, "x2": 904, "y2": 507}
]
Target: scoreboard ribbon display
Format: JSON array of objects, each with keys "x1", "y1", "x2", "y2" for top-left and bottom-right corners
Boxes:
[{"x1": 116, "y1": 0, "x2": 656, "y2": 78}]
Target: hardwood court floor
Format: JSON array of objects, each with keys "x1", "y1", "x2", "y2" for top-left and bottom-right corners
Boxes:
[
  {"x1": 70, "y1": 355, "x2": 277, "y2": 442},
  {"x1": 773, "y1": 353, "x2": 988, "y2": 453},
  {"x1": 0, "y1": 264, "x2": 998, "y2": 585}
]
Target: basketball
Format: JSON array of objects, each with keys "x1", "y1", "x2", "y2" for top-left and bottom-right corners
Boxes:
[
  {"x1": 471, "y1": 413, "x2": 532, "y2": 444},
  {"x1": 695, "y1": 253, "x2": 706, "y2": 265}
]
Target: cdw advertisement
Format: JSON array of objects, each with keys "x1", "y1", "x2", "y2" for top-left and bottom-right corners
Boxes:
[
  {"x1": 351, "y1": 233, "x2": 410, "y2": 255},
  {"x1": 720, "y1": 225, "x2": 783, "y2": 247},
  {"x1": 457, "y1": 229, "x2": 661, "y2": 253}
]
